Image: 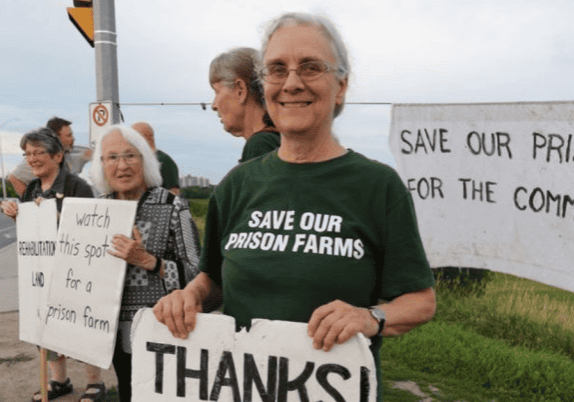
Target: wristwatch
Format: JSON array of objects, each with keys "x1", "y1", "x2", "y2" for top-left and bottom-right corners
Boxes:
[{"x1": 368, "y1": 306, "x2": 386, "y2": 336}]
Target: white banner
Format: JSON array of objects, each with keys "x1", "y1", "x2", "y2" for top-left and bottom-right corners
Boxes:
[
  {"x1": 389, "y1": 101, "x2": 574, "y2": 293},
  {"x1": 40, "y1": 198, "x2": 137, "y2": 368},
  {"x1": 132, "y1": 309, "x2": 377, "y2": 402},
  {"x1": 16, "y1": 199, "x2": 58, "y2": 345}
]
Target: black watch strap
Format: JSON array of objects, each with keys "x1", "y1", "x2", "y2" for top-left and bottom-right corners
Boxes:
[{"x1": 368, "y1": 307, "x2": 386, "y2": 336}]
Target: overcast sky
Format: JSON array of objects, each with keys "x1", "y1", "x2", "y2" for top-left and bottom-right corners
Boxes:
[{"x1": 1, "y1": 0, "x2": 574, "y2": 184}]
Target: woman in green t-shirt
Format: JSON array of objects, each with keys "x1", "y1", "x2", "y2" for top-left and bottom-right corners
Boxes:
[
  {"x1": 155, "y1": 12, "x2": 436, "y2": 400},
  {"x1": 209, "y1": 47, "x2": 280, "y2": 162}
]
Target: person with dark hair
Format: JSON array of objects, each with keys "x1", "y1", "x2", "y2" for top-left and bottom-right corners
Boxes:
[
  {"x1": 46, "y1": 116, "x2": 72, "y2": 137},
  {"x1": 9, "y1": 116, "x2": 92, "y2": 197},
  {"x1": 209, "y1": 47, "x2": 280, "y2": 162},
  {"x1": 1, "y1": 128, "x2": 104, "y2": 402},
  {"x1": 131, "y1": 121, "x2": 180, "y2": 195},
  {"x1": 154, "y1": 12, "x2": 436, "y2": 402}
]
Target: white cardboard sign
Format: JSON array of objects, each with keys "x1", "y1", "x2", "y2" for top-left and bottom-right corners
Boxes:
[
  {"x1": 40, "y1": 198, "x2": 137, "y2": 368},
  {"x1": 389, "y1": 101, "x2": 574, "y2": 292},
  {"x1": 132, "y1": 309, "x2": 377, "y2": 402},
  {"x1": 16, "y1": 199, "x2": 58, "y2": 345}
]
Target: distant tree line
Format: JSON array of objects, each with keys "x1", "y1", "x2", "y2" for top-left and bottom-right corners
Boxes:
[{"x1": 180, "y1": 186, "x2": 215, "y2": 200}]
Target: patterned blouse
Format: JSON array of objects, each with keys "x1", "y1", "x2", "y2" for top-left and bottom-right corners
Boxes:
[{"x1": 106, "y1": 186, "x2": 201, "y2": 352}]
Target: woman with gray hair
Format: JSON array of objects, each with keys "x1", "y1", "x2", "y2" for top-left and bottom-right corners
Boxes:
[
  {"x1": 1, "y1": 128, "x2": 105, "y2": 402},
  {"x1": 90, "y1": 125, "x2": 201, "y2": 401},
  {"x1": 155, "y1": 12, "x2": 435, "y2": 401},
  {"x1": 209, "y1": 46, "x2": 280, "y2": 162}
]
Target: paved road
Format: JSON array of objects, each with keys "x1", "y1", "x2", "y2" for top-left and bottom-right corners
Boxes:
[
  {"x1": 0, "y1": 212, "x2": 17, "y2": 249},
  {"x1": 0, "y1": 212, "x2": 18, "y2": 313}
]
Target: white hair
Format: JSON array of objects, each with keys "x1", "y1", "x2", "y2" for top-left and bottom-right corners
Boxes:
[
  {"x1": 259, "y1": 12, "x2": 350, "y2": 117},
  {"x1": 90, "y1": 125, "x2": 163, "y2": 195}
]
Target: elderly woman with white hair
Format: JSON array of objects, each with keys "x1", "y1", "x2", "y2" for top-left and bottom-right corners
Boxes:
[
  {"x1": 155, "y1": 12, "x2": 436, "y2": 401},
  {"x1": 90, "y1": 125, "x2": 201, "y2": 401}
]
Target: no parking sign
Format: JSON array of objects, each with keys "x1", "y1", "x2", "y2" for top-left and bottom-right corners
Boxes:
[{"x1": 89, "y1": 101, "x2": 113, "y2": 146}]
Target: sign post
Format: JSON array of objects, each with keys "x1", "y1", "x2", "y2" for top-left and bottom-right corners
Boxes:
[
  {"x1": 94, "y1": 0, "x2": 121, "y2": 125},
  {"x1": 66, "y1": 0, "x2": 121, "y2": 133}
]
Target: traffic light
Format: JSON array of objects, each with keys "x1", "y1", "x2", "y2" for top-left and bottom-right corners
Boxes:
[{"x1": 67, "y1": 0, "x2": 94, "y2": 47}]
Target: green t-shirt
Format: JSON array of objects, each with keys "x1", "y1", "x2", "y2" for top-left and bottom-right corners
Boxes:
[
  {"x1": 239, "y1": 130, "x2": 281, "y2": 163},
  {"x1": 202, "y1": 149, "x2": 433, "y2": 321},
  {"x1": 200, "y1": 150, "x2": 434, "y2": 399},
  {"x1": 156, "y1": 149, "x2": 179, "y2": 189}
]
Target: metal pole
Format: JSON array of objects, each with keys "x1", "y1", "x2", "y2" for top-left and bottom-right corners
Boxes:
[
  {"x1": 0, "y1": 118, "x2": 20, "y2": 200},
  {"x1": 93, "y1": 0, "x2": 120, "y2": 124}
]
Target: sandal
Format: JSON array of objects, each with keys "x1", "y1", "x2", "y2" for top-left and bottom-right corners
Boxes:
[
  {"x1": 32, "y1": 378, "x2": 73, "y2": 401},
  {"x1": 78, "y1": 383, "x2": 106, "y2": 402}
]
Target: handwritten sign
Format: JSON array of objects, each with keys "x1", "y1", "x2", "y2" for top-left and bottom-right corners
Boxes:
[
  {"x1": 389, "y1": 101, "x2": 574, "y2": 293},
  {"x1": 132, "y1": 309, "x2": 377, "y2": 402},
  {"x1": 16, "y1": 199, "x2": 58, "y2": 345},
  {"x1": 40, "y1": 198, "x2": 137, "y2": 368}
]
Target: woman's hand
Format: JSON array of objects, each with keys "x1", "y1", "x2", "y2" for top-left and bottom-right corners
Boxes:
[
  {"x1": 153, "y1": 273, "x2": 213, "y2": 339},
  {"x1": 108, "y1": 226, "x2": 155, "y2": 269},
  {"x1": 307, "y1": 300, "x2": 378, "y2": 352},
  {"x1": 1, "y1": 201, "x2": 18, "y2": 221}
]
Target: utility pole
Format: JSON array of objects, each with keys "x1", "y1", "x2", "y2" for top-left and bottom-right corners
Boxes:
[{"x1": 94, "y1": 0, "x2": 121, "y2": 124}]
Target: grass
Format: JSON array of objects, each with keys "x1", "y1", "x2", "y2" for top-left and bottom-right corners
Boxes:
[
  {"x1": 435, "y1": 273, "x2": 574, "y2": 360},
  {"x1": 380, "y1": 359, "x2": 501, "y2": 401},
  {"x1": 188, "y1": 198, "x2": 209, "y2": 218},
  {"x1": 487, "y1": 276, "x2": 574, "y2": 334},
  {"x1": 189, "y1": 198, "x2": 208, "y2": 242},
  {"x1": 380, "y1": 272, "x2": 574, "y2": 401},
  {"x1": 383, "y1": 321, "x2": 574, "y2": 401}
]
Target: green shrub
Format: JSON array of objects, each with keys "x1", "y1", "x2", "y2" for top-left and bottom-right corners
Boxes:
[
  {"x1": 0, "y1": 180, "x2": 18, "y2": 198},
  {"x1": 433, "y1": 267, "x2": 493, "y2": 296}
]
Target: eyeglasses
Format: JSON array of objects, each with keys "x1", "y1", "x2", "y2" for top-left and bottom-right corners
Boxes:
[
  {"x1": 101, "y1": 152, "x2": 141, "y2": 166},
  {"x1": 23, "y1": 151, "x2": 48, "y2": 159},
  {"x1": 259, "y1": 61, "x2": 336, "y2": 84}
]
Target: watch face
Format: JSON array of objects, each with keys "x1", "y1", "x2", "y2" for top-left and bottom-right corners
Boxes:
[{"x1": 370, "y1": 307, "x2": 386, "y2": 321}]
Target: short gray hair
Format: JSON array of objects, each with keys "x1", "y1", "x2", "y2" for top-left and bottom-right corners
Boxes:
[
  {"x1": 209, "y1": 47, "x2": 264, "y2": 106},
  {"x1": 20, "y1": 127, "x2": 64, "y2": 154},
  {"x1": 259, "y1": 12, "x2": 350, "y2": 117},
  {"x1": 90, "y1": 125, "x2": 163, "y2": 195}
]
